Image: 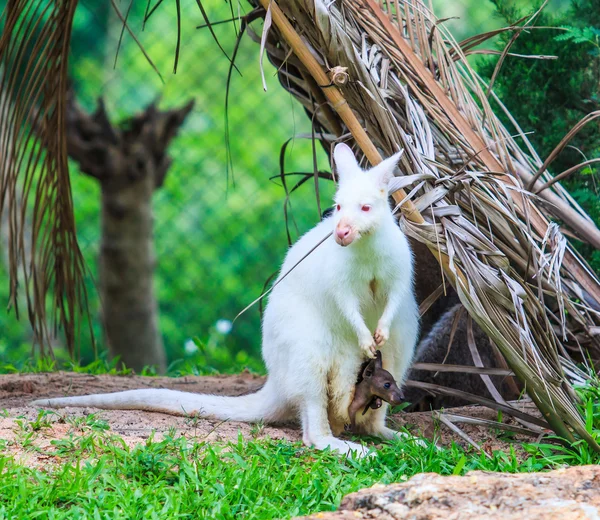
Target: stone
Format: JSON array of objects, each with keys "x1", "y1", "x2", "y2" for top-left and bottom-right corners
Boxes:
[{"x1": 298, "y1": 466, "x2": 600, "y2": 519}]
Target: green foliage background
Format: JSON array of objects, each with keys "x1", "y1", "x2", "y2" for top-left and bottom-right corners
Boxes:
[{"x1": 0, "y1": 0, "x2": 598, "y2": 372}]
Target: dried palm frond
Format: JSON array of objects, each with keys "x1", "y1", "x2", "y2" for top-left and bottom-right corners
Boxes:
[
  {"x1": 248, "y1": 0, "x2": 600, "y2": 447},
  {"x1": 0, "y1": 0, "x2": 90, "y2": 356}
]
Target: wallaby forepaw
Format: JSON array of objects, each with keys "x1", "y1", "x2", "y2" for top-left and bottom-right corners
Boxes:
[
  {"x1": 361, "y1": 343, "x2": 377, "y2": 358},
  {"x1": 373, "y1": 326, "x2": 389, "y2": 346},
  {"x1": 359, "y1": 337, "x2": 377, "y2": 358}
]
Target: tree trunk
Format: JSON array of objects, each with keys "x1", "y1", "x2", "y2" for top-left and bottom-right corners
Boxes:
[
  {"x1": 65, "y1": 89, "x2": 194, "y2": 372},
  {"x1": 99, "y1": 173, "x2": 165, "y2": 372}
]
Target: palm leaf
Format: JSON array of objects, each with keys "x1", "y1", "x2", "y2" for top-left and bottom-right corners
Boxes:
[{"x1": 0, "y1": 0, "x2": 90, "y2": 356}]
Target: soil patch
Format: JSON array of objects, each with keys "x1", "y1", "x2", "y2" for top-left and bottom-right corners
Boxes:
[{"x1": 0, "y1": 372, "x2": 538, "y2": 464}]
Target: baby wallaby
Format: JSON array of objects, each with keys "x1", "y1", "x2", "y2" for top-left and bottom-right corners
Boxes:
[
  {"x1": 346, "y1": 350, "x2": 404, "y2": 433},
  {"x1": 31, "y1": 143, "x2": 419, "y2": 458}
]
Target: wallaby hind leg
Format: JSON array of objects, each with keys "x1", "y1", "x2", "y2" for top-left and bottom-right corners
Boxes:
[
  {"x1": 299, "y1": 373, "x2": 370, "y2": 458},
  {"x1": 301, "y1": 398, "x2": 370, "y2": 457}
]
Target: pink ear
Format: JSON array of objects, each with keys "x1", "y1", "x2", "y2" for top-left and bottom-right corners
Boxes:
[{"x1": 333, "y1": 143, "x2": 359, "y2": 181}]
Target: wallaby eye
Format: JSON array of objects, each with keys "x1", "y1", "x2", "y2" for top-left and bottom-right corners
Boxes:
[
  {"x1": 361, "y1": 204, "x2": 371, "y2": 212},
  {"x1": 336, "y1": 204, "x2": 341, "y2": 211},
  {"x1": 384, "y1": 382, "x2": 391, "y2": 389}
]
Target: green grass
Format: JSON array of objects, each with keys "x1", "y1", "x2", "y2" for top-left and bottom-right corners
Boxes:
[
  {"x1": 0, "y1": 349, "x2": 265, "y2": 378},
  {"x1": 1, "y1": 408, "x2": 600, "y2": 519},
  {"x1": 0, "y1": 354, "x2": 263, "y2": 379},
  {"x1": 1, "y1": 363, "x2": 599, "y2": 518}
]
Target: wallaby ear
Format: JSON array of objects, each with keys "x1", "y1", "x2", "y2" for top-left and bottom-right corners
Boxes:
[
  {"x1": 374, "y1": 350, "x2": 382, "y2": 369},
  {"x1": 369, "y1": 149, "x2": 403, "y2": 189},
  {"x1": 333, "y1": 143, "x2": 360, "y2": 182},
  {"x1": 362, "y1": 359, "x2": 375, "y2": 378}
]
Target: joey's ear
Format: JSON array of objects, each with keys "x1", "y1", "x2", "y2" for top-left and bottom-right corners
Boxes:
[
  {"x1": 362, "y1": 359, "x2": 376, "y2": 378},
  {"x1": 333, "y1": 143, "x2": 360, "y2": 182},
  {"x1": 369, "y1": 149, "x2": 403, "y2": 189},
  {"x1": 374, "y1": 350, "x2": 382, "y2": 369}
]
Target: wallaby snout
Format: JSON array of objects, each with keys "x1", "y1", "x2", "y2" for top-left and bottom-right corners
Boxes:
[
  {"x1": 335, "y1": 219, "x2": 356, "y2": 246},
  {"x1": 372, "y1": 378, "x2": 403, "y2": 405},
  {"x1": 386, "y1": 388, "x2": 404, "y2": 405}
]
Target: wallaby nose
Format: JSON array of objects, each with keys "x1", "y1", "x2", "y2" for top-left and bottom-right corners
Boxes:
[
  {"x1": 336, "y1": 226, "x2": 351, "y2": 240},
  {"x1": 389, "y1": 391, "x2": 404, "y2": 405}
]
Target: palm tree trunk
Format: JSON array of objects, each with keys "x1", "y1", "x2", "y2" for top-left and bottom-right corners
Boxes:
[
  {"x1": 99, "y1": 170, "x2": 166, "y2": 372},
  {"x1": 65, "y1": 89, "x2": 194, "y2": 372}
]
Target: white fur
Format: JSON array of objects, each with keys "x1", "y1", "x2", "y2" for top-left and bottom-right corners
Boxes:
[{"x1": 31, "y1": 144, "x2": 419, "y2": 457}]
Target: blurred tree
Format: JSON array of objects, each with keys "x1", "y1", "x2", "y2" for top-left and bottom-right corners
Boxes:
[{"x1": 65, "y1": 88, "x2": 193, "y2": 372}]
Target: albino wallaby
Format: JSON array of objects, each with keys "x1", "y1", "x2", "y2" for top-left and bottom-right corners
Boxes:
[{"x1": 31, "y1": 143, "x2": 419, "y2": 457}]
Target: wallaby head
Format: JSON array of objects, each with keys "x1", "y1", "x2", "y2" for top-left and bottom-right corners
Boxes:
[
  {"x1": 332, "y1": 143, "x2": 402, "y2": 246},
  {"x1": 346, "y1": 350, "x2": 406, "y2": 432},
  {"x1": 361, "y1": 350, "x2": 404, "y2": 405}
]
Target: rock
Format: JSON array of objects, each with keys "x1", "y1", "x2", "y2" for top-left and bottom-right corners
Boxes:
[{"x1": 298, "y1": 466, "x2": 600, "y2": 519}]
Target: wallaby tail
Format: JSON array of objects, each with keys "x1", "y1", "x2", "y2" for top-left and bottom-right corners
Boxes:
[{"x1": 30, "y1": 379, "x2": 286, "y2": 423}]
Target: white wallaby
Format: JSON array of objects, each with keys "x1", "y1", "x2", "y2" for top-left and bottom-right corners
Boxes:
[{"x1": 31, "y1": 143, "x2": 419, "y2": 457}]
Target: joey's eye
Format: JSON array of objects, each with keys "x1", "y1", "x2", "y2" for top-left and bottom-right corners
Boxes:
[
  {"x1": 361, "y1": 204, "x2": 371, "y2": 212},
  {"x1": 336, "y1": 204, "x2": 341, "y2": 211},
  {"x1": 384, "y1": 382, "x2": 391, "y2": 389}
]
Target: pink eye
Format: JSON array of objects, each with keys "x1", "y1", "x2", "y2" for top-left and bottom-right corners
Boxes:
[
  {"x1": 361, "y1": 204, "x2": 371, "y2": 212},
  {"x1": 336, "y1": 204, "x2": 341, "y2": 211}
]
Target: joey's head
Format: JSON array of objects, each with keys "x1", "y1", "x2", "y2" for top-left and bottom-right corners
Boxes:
[
  {"x1": 362, "y1": 350, "x2": 404, "y2": 405},
  {"x1": 332, "y1": 143, "x2": 402, "y2": 246}
]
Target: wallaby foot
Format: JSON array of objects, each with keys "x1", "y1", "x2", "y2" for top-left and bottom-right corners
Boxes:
[
  {"x1": 373, "y1": 426, "x2": 429, "y2": 448},
  {"x1": 374, "y1": 426, "x2": 405, "y2": 440},
  {"x1": 360, "y1": 406, "x2": 426, "y2": 446},
  {"x1": 309, "y1": 435, "x2": 372, "y2": 458}
]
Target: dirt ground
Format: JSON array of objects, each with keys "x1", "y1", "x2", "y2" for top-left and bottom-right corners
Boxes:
[{"x1": 0, "y1": 372, "x2": 540, "y2": 465}]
